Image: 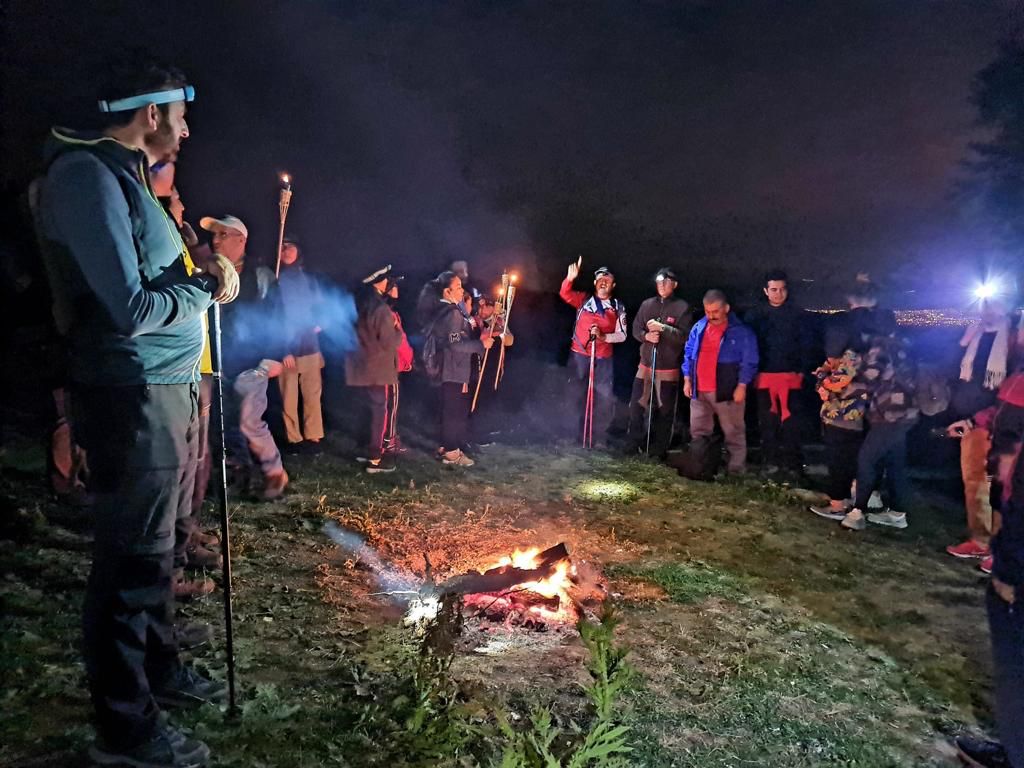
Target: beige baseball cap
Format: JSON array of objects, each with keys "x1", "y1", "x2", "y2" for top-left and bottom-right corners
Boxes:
[{"x1": 199, "y1": 214, "x2": 248, "y2": 238}]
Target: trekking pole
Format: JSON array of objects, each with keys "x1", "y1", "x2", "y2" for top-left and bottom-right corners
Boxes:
[
  {"x1": 645, "y1": 345, "x2": 658, "y2": 455},
  {"x1": 470, "y1": 344, "x2": 491, "y2": 413},
  {"x1": 584, "y1": 331, "x2": 597, "y2": 447},
  {"x1": 667, "y1": 377, "x2": 680, "y2": 449},
  {"x1": 208, "y1": 303, "x2": 239, "y2": 716}
]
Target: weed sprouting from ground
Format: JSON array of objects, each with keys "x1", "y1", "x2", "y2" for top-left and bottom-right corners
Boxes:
[{"x1": 494, "y1": 606, "x2": 633, "y2": 767}]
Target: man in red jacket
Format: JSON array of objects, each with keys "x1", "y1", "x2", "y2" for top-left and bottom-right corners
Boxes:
[{"x1": 560, "y1": 260, "x2": 627, "y2": 442}]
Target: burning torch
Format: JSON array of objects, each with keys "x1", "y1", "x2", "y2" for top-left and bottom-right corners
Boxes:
[
  {"x1": 471, "y1": 270, "x2": 511, "y2": 413},
  {"x1": 493, "y1": 272, "x2": 517, "y2": 390},
  {"x1": 274, "y1": 173, "x2": 293, "y2": 279}
]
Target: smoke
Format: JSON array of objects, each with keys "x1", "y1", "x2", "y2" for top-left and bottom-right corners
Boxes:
[
  {"x1": 223, "y1": 274, "x2": 357, "y2": 368},
  {"x1": 322, "y1": 521, "x2": 418, "y2": 595}
]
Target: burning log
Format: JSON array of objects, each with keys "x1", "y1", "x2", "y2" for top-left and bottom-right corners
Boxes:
[{"x1": 433, "y1": 543, "x2": 570, "y2": 597}]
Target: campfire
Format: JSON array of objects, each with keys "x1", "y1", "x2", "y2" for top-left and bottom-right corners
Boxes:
[
  {"x1": 459, "y1": 543, "x2": 577, "y2": 627},
  {"x1": 412, "y1": 542, "x2": 606, "y2": 634}
]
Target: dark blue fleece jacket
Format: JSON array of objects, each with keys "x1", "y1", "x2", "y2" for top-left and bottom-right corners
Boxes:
[{"x1": 38, "y1": 128, "x2": 214, "y2": 386}]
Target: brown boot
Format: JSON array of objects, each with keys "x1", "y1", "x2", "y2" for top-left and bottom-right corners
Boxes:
[
  {"x1": 261, "y1": 470, "x2": 289, "y2": 500},
  {"x1": 173, "y1": 568, "x2": 214, "y2": 601},
  {"x1": 186, "y1": 542, "x2": 222, "y2": 570}
]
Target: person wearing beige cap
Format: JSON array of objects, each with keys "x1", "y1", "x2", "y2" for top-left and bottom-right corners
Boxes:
[{"x1": 199, "y1": 214, "x2": 289, "y2": 500}]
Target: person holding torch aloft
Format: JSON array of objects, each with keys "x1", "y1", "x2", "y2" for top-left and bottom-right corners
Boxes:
[{"x1": 560, "y1": 259, "x2": 627, "y2": 445}]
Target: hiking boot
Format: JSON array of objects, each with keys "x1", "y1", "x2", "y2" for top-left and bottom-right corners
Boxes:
[
  {"x1": 810, "y1": 501, "x2": 849, "y2": 521},
  {"x1": 260, "y1": 470, "x2": 289, "y2": 500},
  {"x1": 840, "y1": 508, "x2": 866, "y2": 531},
  {"x1": 366, "y1": 455, "x2": 396, "y2": 474},
  {"x1": 867, "y1": 509, "x2": 908, "y2": 529},
  {"x1": 185, "y1": 543, "x2": 221, "y2": 570},
  {"x1": 153, "y1": 665, "x2": 228, "y2": 709},
  {"x1": 955, "y1": 736, "x2": 1012, "y2": 768},
  {"x1": 442, "y1": 449, "x2": 474, "y2": 467},
  {"x1": 173, "y1": 569, "x2": 214, "y2": 601},
  {"x1": 174, "y1": 622, "x2": 213, "y2": 652},
  {"x1": 89, "y1": 722, "x2": 210, "y2": 767},
  {"x1": 946, "y1": 540, "x2": 990, "y2": 559},
  {"x1": 980, "y1": 556, "x2": 994, "y2": 575}
]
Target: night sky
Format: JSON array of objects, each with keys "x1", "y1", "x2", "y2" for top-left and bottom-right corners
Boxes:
[{"x1": 2, "y1": 0, "x2": 1020, "y2": 306}]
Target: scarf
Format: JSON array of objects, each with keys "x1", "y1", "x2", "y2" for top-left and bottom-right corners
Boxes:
[
  {"x1": 755, "y1": 372, "x2": 804, "y2": 422},
  {"x1": 960, "y1": 318, "x2": 1010, "y2": 390}
]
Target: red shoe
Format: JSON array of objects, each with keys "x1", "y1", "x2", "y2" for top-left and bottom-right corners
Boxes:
[
  {"x1": 980, "y1": 556, "x2": 993, "y2": 575},
  {"x1": 946, "y1": 540, "x2": 990, "y2": 559}
]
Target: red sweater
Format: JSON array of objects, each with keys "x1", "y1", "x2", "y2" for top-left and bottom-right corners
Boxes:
[{"x1": 560, "y1": 279, "x2": 627, "y2": 358}]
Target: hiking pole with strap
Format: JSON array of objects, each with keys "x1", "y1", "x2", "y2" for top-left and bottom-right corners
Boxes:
[
  {"x1": 645, "y1": 344, "x2": 658, "y2": 455},
  {"x1": 208, "y1": 303, "x2": 239, "y2": 716},
  {"x1": 583, "y1": 329, "x2": 597, "y2": 448}
]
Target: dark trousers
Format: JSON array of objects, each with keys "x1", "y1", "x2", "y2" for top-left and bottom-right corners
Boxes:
[
  {"x1": 757, "y1": 388, "x2": 803, "y2": 470},
  {"x1": 627, "y1": 376, "x2": 678, "y2": 456},
  {"x1": 571, "y1": 353, "x2": 614, "y2": 441},
  {"x1": 853, "y1": 421, "x2": 913, "y2": 512},
  {"x1": 174, "y1": 373, "x2": 213, "y2": 568},
  {"x1": 74, "y1": 382, "x2": 198, "y2": 749},
  {"x1": 440, "y1": 381, "x2": 470, "y2": 452},
  {"x1": 987, "y1": 587, "x2": 1024, "y2": 767},
  {"x1": 823, "y1": 425, "x2": 864, "y2": 502},
  {"x1": 365, "y1": 383, "x2": 399, "y2": 460}
]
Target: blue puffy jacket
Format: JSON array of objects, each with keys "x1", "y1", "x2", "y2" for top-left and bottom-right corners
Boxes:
[{"x1": 682, "y1": 314, "x2": 759, "y2": 402}]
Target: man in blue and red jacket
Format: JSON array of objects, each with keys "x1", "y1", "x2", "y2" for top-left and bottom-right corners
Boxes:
[
  {"x1": 560, "y1": 260, "x2": 627, "y2": 441},
  {"x1": 682, "y1": 289, "x2": 759, "y2": 473}
]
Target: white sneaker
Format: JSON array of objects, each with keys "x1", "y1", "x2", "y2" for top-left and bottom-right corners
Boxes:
[
  {"x1": 867, "y1": 509, "x2": 908, "y2": 529},
  {"x1": 442, "y1": 449, "x2": 475, "y2": 467},
  {"x1": 868, "y1": 491, "x2": 884, "y2": 509},
  {"x1": 841, "y1": 508, "x2": 866, "y2": 531},
  {"x1": 810, "y1": 502, "x2": 849, "y2": 521}
]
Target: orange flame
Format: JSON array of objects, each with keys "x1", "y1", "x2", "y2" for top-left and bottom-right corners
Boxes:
[
  {"x1": 281, "y1": 173, "x2": 291, "y2": 184},
  {"x1": 484, "y1": 547, "x2": 575, "y2": 623}
]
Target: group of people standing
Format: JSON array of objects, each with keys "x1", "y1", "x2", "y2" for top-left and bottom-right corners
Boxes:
[{"x1": 20, "y1": 47, "x2": 1024, "y2": 768}]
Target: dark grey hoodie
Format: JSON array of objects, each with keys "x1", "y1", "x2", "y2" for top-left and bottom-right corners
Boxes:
[{"x1": 38, "y1": 128, "x2": 214, "y2": 386}]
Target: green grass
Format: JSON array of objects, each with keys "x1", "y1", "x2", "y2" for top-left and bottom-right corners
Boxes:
[{"x1": 0, "y1": 434, "x2": 989, "y2": 766}]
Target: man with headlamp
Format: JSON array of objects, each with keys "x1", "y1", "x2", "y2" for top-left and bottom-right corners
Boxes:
[{"x1": 37, "y1": 54, "x2": 237, "y2": 768}]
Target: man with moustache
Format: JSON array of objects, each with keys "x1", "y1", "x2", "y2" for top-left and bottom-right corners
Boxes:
[
  {"x1": 38, "y1": 55, "x2": 237, "y2": 767},
  {"x1": 560, "y1": 260, "x2": 628, "y2": 442}
]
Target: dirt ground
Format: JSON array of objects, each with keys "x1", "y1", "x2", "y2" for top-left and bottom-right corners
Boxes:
[{"x1": 0, "y1": 432, "x2": 994, "y2": 767}]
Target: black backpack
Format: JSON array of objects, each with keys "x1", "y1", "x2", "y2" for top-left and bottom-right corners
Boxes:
[
  {"x1": 669, "y1": 434, "x2": 723, "y2": 482},
  {"x1": 419, "y1": 305, "x2": 453, "y2": 385}
]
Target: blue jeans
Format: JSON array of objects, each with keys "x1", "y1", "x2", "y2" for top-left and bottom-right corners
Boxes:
[
  {"x1": 988, "y1": 585, "x2": 1024, "y2": 767},
  {"x1": 233, "y1": 369, "x2": 283, "y2": 476}
]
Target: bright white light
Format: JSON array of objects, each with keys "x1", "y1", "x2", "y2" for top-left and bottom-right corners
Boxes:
[{"x1": 975, "y1": 282, "x2": 997, "y2": 300}]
